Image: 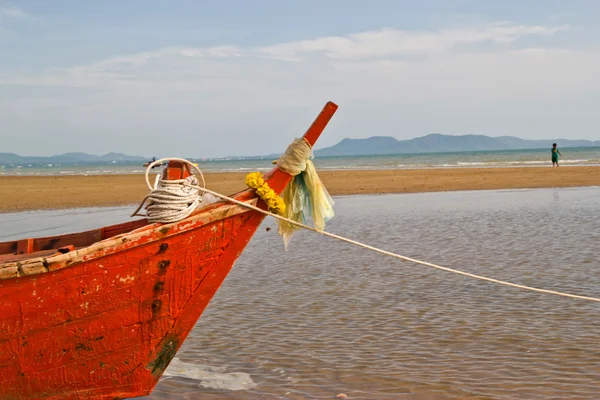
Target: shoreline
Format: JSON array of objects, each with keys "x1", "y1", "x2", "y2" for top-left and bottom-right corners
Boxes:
[{"x1": 1, "y1": 166, "x2": 599, "y2": 213}]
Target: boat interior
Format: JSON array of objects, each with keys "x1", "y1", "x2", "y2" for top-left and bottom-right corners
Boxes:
[
  {"x1": 0, "y1": 218, "x2": 149, "y2": 265},
  {"x1": 0, "y1": 160, "x2": 200, "y2": 266}
]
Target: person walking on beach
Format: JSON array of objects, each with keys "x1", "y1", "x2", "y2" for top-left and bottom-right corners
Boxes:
[{"x1": 551, "y1": 143, "x2": 562, "y2": 167}]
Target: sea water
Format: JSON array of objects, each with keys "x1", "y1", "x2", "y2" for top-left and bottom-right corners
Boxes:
[
  {"x1": 1, "y1": 147, "x2": 600, "y2": 176},
  {"x1": 1, "y1": 188, "x2": 599, "y2": 399}
]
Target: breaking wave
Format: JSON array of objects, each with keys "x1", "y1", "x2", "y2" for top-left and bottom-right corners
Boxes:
[{"x1": 163, "y1": 357, "x2": 257, "y2": 391}]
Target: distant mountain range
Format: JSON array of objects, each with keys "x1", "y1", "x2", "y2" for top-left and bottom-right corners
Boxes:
[
  {"x1": 314, "y1": 134, "x2": 600, "y2": 157},
  {"x1": 0, "y1": 152, "x2": 146, "y2": 165},
  {"x1": 3, "y1": 134, "x2": 600, "y2": 164}
]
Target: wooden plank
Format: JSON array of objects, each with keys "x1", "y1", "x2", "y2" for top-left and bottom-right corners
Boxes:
[
  {"x1": 0, "y1": 219, "x2": 148, "y2": 259},
  {"x1": 19, "y1": 261, "x2": 48, "y2": 276},
  {"x1": 0, "y1": 266, "x2": 18, "y2": 279},
  {"x1": 16, "y1": 238, "x2": 34, "y2": 255},
  {"x1": 0, "y1": 241, "x2": 16, "y2": 256},
  {"x1": 0, "y1": 249, "x2": 57, "y2": 264}
]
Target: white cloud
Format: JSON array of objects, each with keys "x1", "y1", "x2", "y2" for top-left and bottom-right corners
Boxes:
[
  {"x1": 5, "y1": 22, "x2": 588, "y2": 103},
  {"x1": 206, "y1": 45, "x2": 242, "y2": 58},
  {"x1": 0, "y1": 5, "x2": 34, "y2": 35},
  {"x1": 5, "y1": 22, "x2": 574, "y2": 93},
  {"x1": 0, "y1": 5, "x2": 25, "y2": 19},
  {"x1": 2, "y1": 21, "x2": 599, "y2": 157},
  {"x1": 0, "y1": 5, "x2": 33, "y2": 22},
  {"x1": 258, "y1": 23, "x2": 569, "y2": 60}
]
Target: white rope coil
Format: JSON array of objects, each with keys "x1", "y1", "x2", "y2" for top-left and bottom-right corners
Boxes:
[
  {"x1": 143, "y1": 157, "x2": 206, "y2": 190},
  {"x1": 276, "y1": 138, "x2": 313, "y2": 176},
  {"x1": 131, "y1": 158, "x2": 209, "y2": 223}
]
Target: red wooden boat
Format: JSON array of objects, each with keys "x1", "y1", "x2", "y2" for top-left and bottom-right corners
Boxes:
[{"x1": 0, "y1": 102, "x2": 338, "y2": 399}]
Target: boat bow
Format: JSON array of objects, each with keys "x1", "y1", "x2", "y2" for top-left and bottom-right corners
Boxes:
[{"x1": 0, "y1": 101, "x2": 338, "y2": 400}]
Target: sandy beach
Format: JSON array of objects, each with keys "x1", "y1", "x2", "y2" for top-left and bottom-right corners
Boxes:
[{"x1": 0, "y1": 166, "x2": 598, "y2": 213}]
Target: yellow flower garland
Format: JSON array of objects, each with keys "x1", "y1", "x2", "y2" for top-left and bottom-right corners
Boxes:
[{"x1": 245, "y1": 172, "x2": 286, "y2": 215}]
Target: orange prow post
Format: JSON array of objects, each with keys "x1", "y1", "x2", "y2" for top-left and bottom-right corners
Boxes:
[
  {"x1": 266, "y1": 101, "x2": 338, "y2": 193},
  {"x1": 302, "y1": 101, "x2": 338, "y2": 147},
  {"x1": 163, "y1": 101, "x2": 338, "y2": 187},
  {"x1": 163, "y1": 161, "x2": 192, "y2": 180}
]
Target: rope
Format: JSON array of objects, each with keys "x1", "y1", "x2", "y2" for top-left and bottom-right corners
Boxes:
[
  {"x1": 131, "y1": 157, "x2": 207, "y2": 223},
  {"x1": 192, "y1": 188, "x2": 600, "y2": 302},
  {"x1": 132, "y1": 158, "x2": 600, "y2": 303},
  {"x1": 142, "y1": 157, "x2": 206, "y2": 190},
  {"x1": 195, "y1": 186, "x2": 600, "y2": 303},
  {"x1": 276, "y1": 138, "x2": 313, "y2": 176}
]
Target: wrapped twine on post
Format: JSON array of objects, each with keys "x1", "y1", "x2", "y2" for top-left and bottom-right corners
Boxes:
[{"x1": 276, "y1": 138, "x2": 335, "y2": 248}]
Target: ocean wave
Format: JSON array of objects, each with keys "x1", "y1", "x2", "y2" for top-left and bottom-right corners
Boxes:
[
  {"x1": 235, "y1": 167, "x2": 271, "y2": 171},
  {"x1": 163, "y1": 357, "x2": 257, "y2": 391},
  {"x1": 557, "y1": 159, "x2": 594, "y2": 164},
  {"x1": 1, "y1": 154, "x2": 598, "y2": 176},
  {"x1": 453, "y1": 159, "x2": 594, "y2": 167},
  {"x1": 318, "y1": 165, "x2": 357, "y2": 169},
  {"x1": 456, "y1": 162, "x2": 489, "y2": 166}
]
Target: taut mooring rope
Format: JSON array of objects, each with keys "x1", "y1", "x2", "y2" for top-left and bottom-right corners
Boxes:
[
  {"x1": 134, "y1": 157, "x2": 600, "y2": 303},
  {"x1": 194, "y1": 185, "x2": 600, "y2": 303}
]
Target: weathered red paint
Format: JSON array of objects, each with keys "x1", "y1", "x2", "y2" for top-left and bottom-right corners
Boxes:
[{"x1": 0, "y1": 101, "x2": 338, "y2": 399}]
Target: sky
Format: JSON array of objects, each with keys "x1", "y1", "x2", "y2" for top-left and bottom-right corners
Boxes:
[{"x1": 1, "y1": 0, "x2": 600, "y2": 158}]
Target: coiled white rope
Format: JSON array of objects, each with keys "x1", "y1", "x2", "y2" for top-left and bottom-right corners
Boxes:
[
  {"x1": 131, "y1": 157, "x2": 208, "y2": 223},
  {"x1": 133, "y1": 157, "x2": 600, "y2": 303}
]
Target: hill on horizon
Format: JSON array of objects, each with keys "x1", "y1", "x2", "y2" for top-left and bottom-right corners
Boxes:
[
  {"x1": 3, "y1": 134, "x2": 600, "y2": 164},
  {"x1": 314, "y1": 134, "x2": 600, "y2": 157},
  {"x1": 0, "y1": 152, "x2": 147, "y2": 165}
]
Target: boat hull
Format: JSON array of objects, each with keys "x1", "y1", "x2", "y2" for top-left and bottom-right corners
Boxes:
[{"x1": 0, "y1": 201, "x2": 264, "y2": 399}]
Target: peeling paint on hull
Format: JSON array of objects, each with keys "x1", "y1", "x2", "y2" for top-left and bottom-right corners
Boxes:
[{"x1": 0, "y1": 208, "x2": 264, "y2": 399}]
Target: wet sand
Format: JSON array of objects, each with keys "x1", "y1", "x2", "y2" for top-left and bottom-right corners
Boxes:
[{"x1": 0, "y1": 166, "x2": 598, "y2": 212}]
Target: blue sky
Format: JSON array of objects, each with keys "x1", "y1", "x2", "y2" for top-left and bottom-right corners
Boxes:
[{"x1": 1, "y1": 0, "x2": 599, "y2": 157}]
